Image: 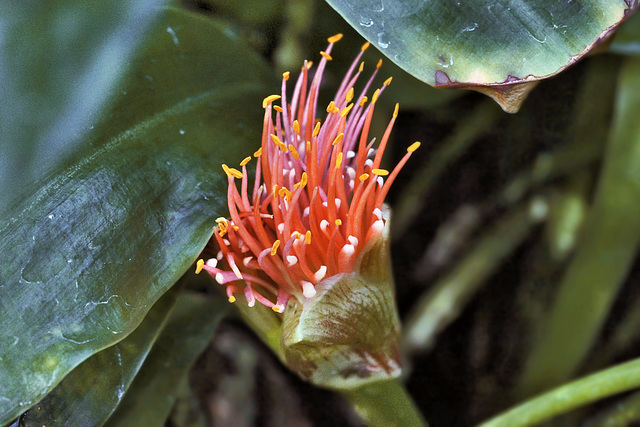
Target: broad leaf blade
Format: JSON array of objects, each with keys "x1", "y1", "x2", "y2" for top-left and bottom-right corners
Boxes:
[
  {"x1": 104, "y1": 293, "x2": 229, "y2": 426},
  {"x1": 326, "y1": 0, "x2": 634, "y2": 111},
  {"x1": 12, "y1": 285, "x2": 180, "y2": 426},
  {"x1": 0, "y1": 0, "x2": 165, "y2": 214},
  {"x1": 0, "y1": 6, "x2": 272, "y2": 424}
]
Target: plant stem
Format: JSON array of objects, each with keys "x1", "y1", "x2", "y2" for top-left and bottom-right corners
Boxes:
[
  {"x1": 480, "y1": 358, "x2": 640, "y2": 427},
  {"x1": 341, "y1": 379, "x2": 427, "y2": 427},
  {"x1": 403, "y1": 198, "x2": 543, "y2": 355},
  {"x1": 517, "y1": 56, "x2": 640, "y2": 398}
]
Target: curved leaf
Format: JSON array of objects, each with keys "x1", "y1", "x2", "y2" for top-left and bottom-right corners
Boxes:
[
  {"x1": 326, "y1": 0, "x2": 635, "y2": 111},
  {"x1": 12, "y1": 285, "x2": 180, "y2": 426},
  {"x1": 0, "y1": 6, "x2": 272, "y2": 424},
  {"x1": 104, "y1": 293, "x2": 229, "y2": 426},
  {"x1": 0, "y1": 0, "x2": 165, "y2": 214}
]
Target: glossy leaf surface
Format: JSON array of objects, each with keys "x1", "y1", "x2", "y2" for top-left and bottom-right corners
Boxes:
[
  {"x1": 0, "y1": 0, "x2": 164, "y2": 214},
  {"x1": 12, "y1": 286, "x2": 179, "y2": 426},
  {"x1": 104, "y1": 293, "x2": 229, "y2": 426},
  {"x1": 0, "y1": 6, "x2": 271, "y2": 424},
  {"x1": 326, "y1": 0, "x2": 635, "y2": 111}
]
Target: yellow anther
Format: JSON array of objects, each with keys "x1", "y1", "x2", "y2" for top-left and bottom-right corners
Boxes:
[
  {"x1": 215, "y1": 217, "x2": 229, "y2": 237},
  {"x1": 306, "y1": 61, "x2": 313, "y2": 69},
  {"x1": 271, "y1": 240, "x2": 281, "y2": 256},
  {"x1": 328, "y1": 33, "x2": 343, "y2": 43},
  {"x1": 274, "y1": 105, "x2": 283, "y2": 113},
  {"x1": 293, "y1": 120, "x2": 300, "y2": 134},
  {"x1": 273, "y1": 184, "x2": 279, "y2": 198},
  {"x1": 232, "y1": 225, "x2": 239, "y2": 231},
  {"x1": 240, "y1": 156, "x2": 252, "y2": 167},
  {"x1": 407, "y1": 141, "x2": 421, "y2": 152},
  {"x1": 279, "y1": 187, "x2": 292, "y2": 202},
  {"x1": 305, "y1": 230, "x2": 312, "y2": 245},
  {"x1": 335, "y1": 219, "x2": 342, "y2": 226},
  {"x1": 195, "y1": 259, "x2": 204, "y2": 274},
  {"x1": 376, "y1": 59, "x2": 383, "y2": 69},
  {"x1": 306, "y1": 140, "x2": 311, "y2": 152},
  {"x1": 312, "y1": 122, "x2": 321, "y2": 137},
  {"x1": 270, "y1": 134, "x2": 287, "y2": 151},
  {"x1": 326, "y1": 101, "x2": 337, "y2": 113},
  {"x1": 292, "y1": 231, "x2": 301, "y2": 239},
  {"x1": 262, "y1": 94, "x2": 281, "y2": 108},
  {"x1": 217, "y1": 225, "x2": 228, "y2": 238},
  {"x1": 393, "y1": 103, "x2": 399, "y2": 119},
  {"x1": 372, "y1": 168, "x2": 389, "y2": 176},
  {"x1": 320, "y1": 51, "x2": 333, "y2": 61},
  {"x1": 254, "y1": 147, "x2": 262, "y2": 157},
  {"x1": 289, "y1": 144, "x2": 299, "y2": 159},
  {"x1": 359, "y1": 61, "x2": 365, "y2": 73},
  {"x1": 299, "y1": 172, "x2": 308, "y2": 189},
  {"x1": 359, "y1": 96, "x2": 368, "y2": 107},
  {"x1": 336, "y1": 152, "x2": 343, "y2": 169},
  {"x1": 283, "y1": 71, "x2": 290, "y2": 81},
  {"x1": 222, "y1": 164, "x2": 243, "y2": 179},
  {"x1": 384, "y1": 76, "x2": 393, "y2": 86},
  {"x1": 340, "y1": 103, "x2": 354, "y2": 117},
  {"x1": 228, "y1": 295, "x2": 236, "y2": 303},
  {"x1": 361, "y1": 41, "x2": 370, "y2": 51},
  {"x1": 332, "y1": 133, "x2": 344, "y2": 146},
  {"x1": 346, "y1": 88, "x2": 354, "y2": 103},
  {"x1": 359, "y1": 173, "x2": 370, "y2": 182},
  {"x1": 372, "y1": 88, "x2": 380, "y2": 104}
]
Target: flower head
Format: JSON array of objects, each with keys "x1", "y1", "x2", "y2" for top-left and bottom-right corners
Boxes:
[{"x1": 197, "y1": 34, "x2": 419, "y2": 314}]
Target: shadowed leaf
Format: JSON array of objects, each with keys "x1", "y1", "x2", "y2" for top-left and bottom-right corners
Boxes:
[{"x1": 0, "y1": 6, "x2": 272, "y2": 424}]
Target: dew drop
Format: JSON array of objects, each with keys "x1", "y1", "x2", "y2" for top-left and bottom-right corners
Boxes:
[
  {"x1": 359, "y1": 17, "x2": 374, "y2": 27},
  {"x1": 377, "y1": 32, "x2": 389, "y2": 49}
]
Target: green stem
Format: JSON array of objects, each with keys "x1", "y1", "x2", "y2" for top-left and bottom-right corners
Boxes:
[
  {"x1": 234, "y1": 303, "x2": 284, "y2": 360},
  {"x1": 517, "y1": 56, "x2": 640, "y2": 398},
  {"x1": 480, "y1": 358, "x2": 640, "y2": 427},
  {"x1": 341, "y1": 379, "x2": 427, "y2": 427},
  {"x1": 403, "y1": 199, "x2": 542, "y2": 355}
]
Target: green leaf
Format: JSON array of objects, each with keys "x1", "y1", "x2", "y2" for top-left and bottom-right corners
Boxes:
[
  {"x1": 0, "y1": 0, "x2": 165, "y2": 214},
  {"x1": 326, "y1": 0, "x2": 634, "y2": 111},
  {"x1": 12, "y1": 285, "x2": 180, "y2": 426},
  {"x1": 0, "y1": 6, "x2": 272, "y2": 425},
  {"x1": 104, "y1": 292, "x2": 229, "y2": 426},
  {"x1": 517, "y1": 55, "x2": 640, "y2": 398}
]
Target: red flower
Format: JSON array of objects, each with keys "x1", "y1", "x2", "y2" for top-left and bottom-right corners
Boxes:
[{"x1": 197, "y1": 34, "x2": 419, "y2": 313}]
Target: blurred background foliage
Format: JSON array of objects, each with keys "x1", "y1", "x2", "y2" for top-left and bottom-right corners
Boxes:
[{"x1": 2, "y1": 0, "x2": 640, "y2": 426}]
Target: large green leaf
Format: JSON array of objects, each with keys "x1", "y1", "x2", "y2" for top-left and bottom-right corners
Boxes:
[
  {"x1": 0, "y1": 0, "x2": 164, "y2": 214},
  {"x1": 0, "y1": 6, "x2": 272, "y2": 425},
  {"x1": 104, "y1": 292, "x2": 229, "y2": 426},
  {"x1": 326, "y1": 0, "x2": 635, "y2": 111},
  {"x1": 11, "y1": 285, "x2": 180, "y2": 426}
]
